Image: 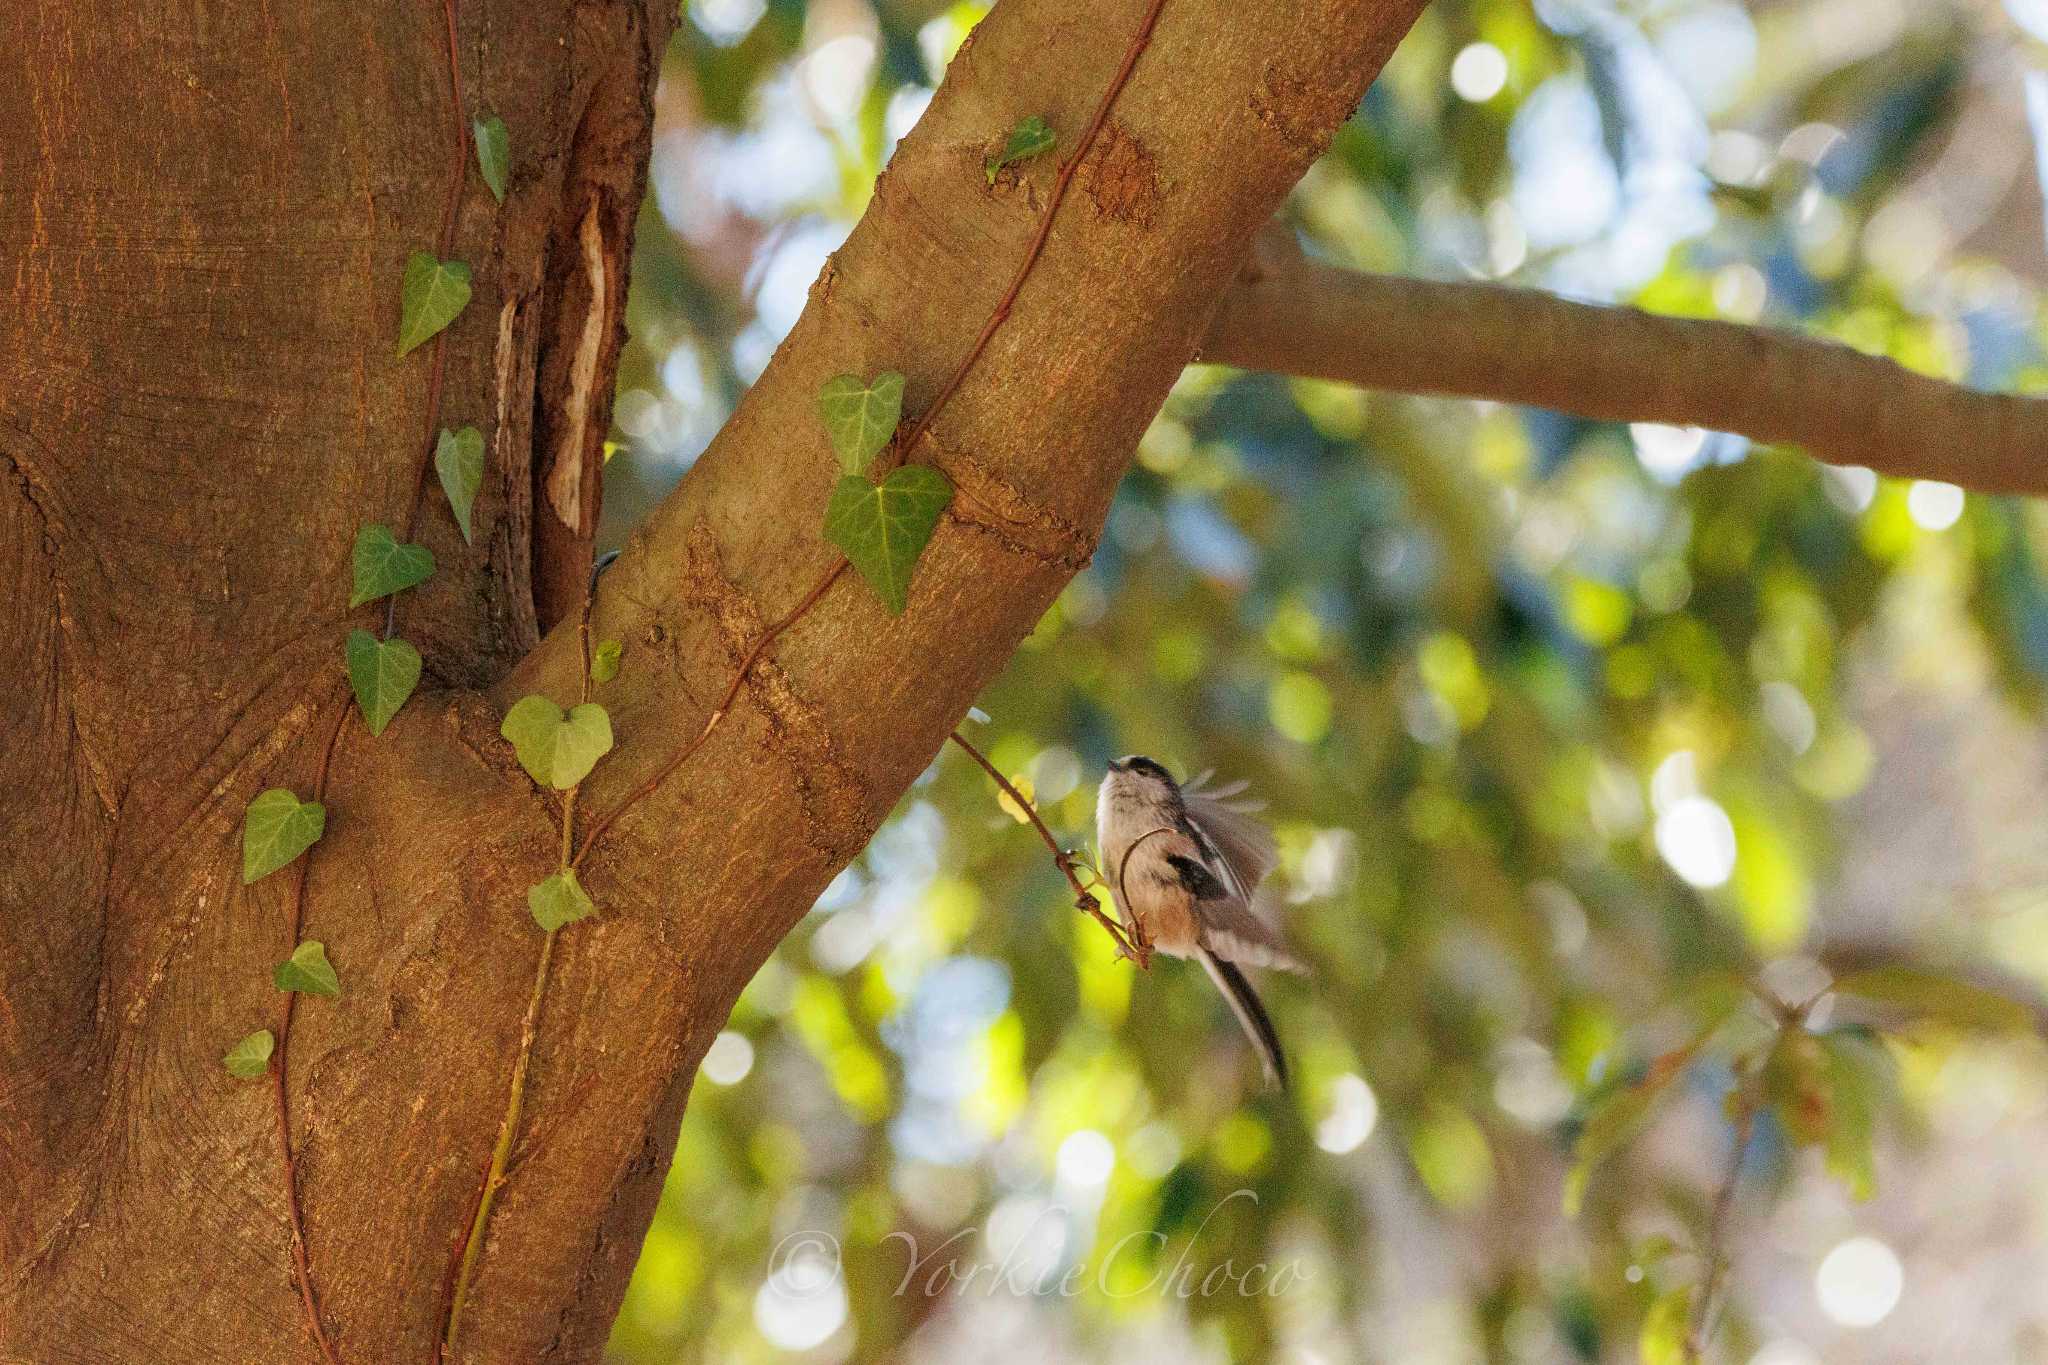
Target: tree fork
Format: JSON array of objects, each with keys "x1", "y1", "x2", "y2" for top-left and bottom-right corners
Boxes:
[{"x1": 2, "y1": 0, "x2": 1430, "y2": 1359}]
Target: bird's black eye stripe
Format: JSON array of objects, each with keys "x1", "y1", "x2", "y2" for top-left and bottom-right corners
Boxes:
[{"x1": 1121, "y1": 756, "x2": 1172, "y2": 781}]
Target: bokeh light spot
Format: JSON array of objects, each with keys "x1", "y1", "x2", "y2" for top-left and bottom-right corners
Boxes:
[
  {"x1": 1816, "y1": 1236, "x2": 1902, "y2": 1327},
  {"x1": 1315, "y1": 1073, "x2": 1379, "y2": 1154},
  {"x1": 1451, "y1": 43, "x2": 1509, "y2": 102},
  {"x1": 1905, "y1": 480, "x2": 1964, "y2": 531},
  {"x1": 1654, "y1": 795, "x2": 1737, "y2": 889}
]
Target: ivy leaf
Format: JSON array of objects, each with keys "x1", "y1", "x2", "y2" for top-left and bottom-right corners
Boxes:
[
  {"x1": 528, "y1": 868, "x2": 597, "y2": 932},
  {"x1": 500, "y1": 695, "x2": 614, "y2": 789},
  {"x1": 242, "y1": 788, "x2": 326, "y2": 884},
  {"x1": 435, "y1": 426, "x2": 484, "y2": 544},
  {"x1": 223, "y1": 1029, "x2": 275, "y2": 1080},
  {"x1": 591, "y1": 638, "x2": 622, "y2": 684},
  {"x1": 396, "y1": 252, "x2": 472, "y2": 358},
  {"x1": 273, "y1": 940, "x2": 341, "y2": 997},
  {"x1": 823, "y1": 465, "x2": 953, "y2": 614},
  {"x1": 473, "y1": 114, "x2": 510, "y2": 203},
  {"x1": 986, "y1": 114, "x2": 1056, "y2": 184},
  {"x1": 350, "y1": 524, "x2": 435, "y2": 608},
  {"x1": 816, "y1": 371, "x2": 905, "y2": 477},
  {"x1": 1834, "y1": 964, "x2": 2033, "y2": 1034},
  {"x1": 344, "y1": 630, "x2": 422, "y2": 737}
]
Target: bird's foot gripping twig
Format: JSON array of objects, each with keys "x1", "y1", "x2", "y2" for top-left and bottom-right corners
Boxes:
[{"x1": 1056, "y1": 849, "x2": 1150, "y2": 968}]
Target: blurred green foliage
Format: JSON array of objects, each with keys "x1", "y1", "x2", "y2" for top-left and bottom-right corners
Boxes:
[{"x1": 603, "y1": 2, "x2": 2048, "y2": 1360}]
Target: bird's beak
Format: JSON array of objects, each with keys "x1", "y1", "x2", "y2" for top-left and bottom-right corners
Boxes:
[{"x1": 1104, "y1": 758, "x2": 1125, "y2": 773}]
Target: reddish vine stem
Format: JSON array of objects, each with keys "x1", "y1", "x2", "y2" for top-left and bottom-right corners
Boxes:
[
  {"x1": 945, "y1": 730, "x2": 1149, "y2": 966},
  {"x1": 275, "y1": 1, "x2": 470, "y2": 1358},
  {"x1": 895, "y1": 0, "x2": 1168, "y2": 458},
  {"x1": 574, "y1": 0, "x2": 1171, "y2": 869},
  {"x1": 272, "y1": 699, "x2": 352, "y2": 1365},
  {"x1": 569, "y1": 562, "x2": 847, "y2": 868},
  {"x1": 387, "y1": 0, "x2": 469, "y2": 633}
]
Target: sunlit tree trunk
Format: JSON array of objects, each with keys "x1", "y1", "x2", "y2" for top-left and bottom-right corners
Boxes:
[{"x1": 0, "y1": 0, "x2": 1427, "y2": 1358}]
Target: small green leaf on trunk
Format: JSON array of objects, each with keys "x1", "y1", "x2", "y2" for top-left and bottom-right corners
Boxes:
[
  {"x1": 817, "y1": 371, "x2": 905, "y2": 477},
  {"x1": 473, "y1": 115, "x2": 510, "y2": 203},
  {"x1": 435, "y1": 426, "x2": 484, "y2": 544},
  {"x1": 350, "y1": 524, "x2": 435, "y2": 608},
  {"x1": 242, "y1": 789, "x2": 326, "y2": 884},
  {"x1": 500, "y1": 695, "x2": 614, "y2": 790},
  {"x1": 986, "y1": 114, "x2": 1055, "y2": 184},
  {"x1": 345, "y1": 630, "x2": 422, "y2": 737},
  {"x1": 396, "y1": 252, "x2": 472, "y2": 358},
  {"x1": 273, "y1": 940, "x2": 341, "y2": 998},
  {"x1": 224, "y1": 1029, "x2": 275, "y2": 1080},
  {"x1": 591, "y1": 638, "x2": 622, "y2": 684},
  {"x1": 529, "y1": 868, "x2": 596, "y2": 932},
  {"x1": 824, "y1": 465, "x2": 953, "y2": 614}
]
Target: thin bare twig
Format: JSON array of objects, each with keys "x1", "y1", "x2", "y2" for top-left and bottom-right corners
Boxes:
[
  {"x1": 946, "y1": 730, "x2": 1149, "y2": 966},
  {"x1": 1684, "y1": 1084, "x2": 1759, "y2": 1363}
]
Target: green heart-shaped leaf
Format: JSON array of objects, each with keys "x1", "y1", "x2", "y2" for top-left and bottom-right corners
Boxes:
[
  {"x1": 273, "y1": 940, "x2": 341, "y2": 997},
  {"x1": 824, "y1": 465, "x2": 953, "y2": 614},
  {"x1": 986, "y1": 113, "x2": 1056, "y2": 185},
  {"x1": 473, "y1": 114, "x2": 510, "y2": 203},
  {"x1": 500, "y1": 695, "x2": 614, "y2": 789},
  {"x1": 345, "y1": 629, "x2": 422, "y2": 737},
  {"x1": 223, "y1": 1029, "x2": 275, "y2": 1080},
  {"x1": 435, "y1": 426, "x2": 484, "y2": 544},
  {"x1": 396, "y1": 252, "x2": 472, "y2": 358},
  {"x1": 350, "y1": 523, "x2": 436, "y2": 608},
  {"x1": 242, "y1": 788, "x2": 326, "y2": 883},
  {"x1": 817, "y1": 371, "x2": 905, "y2": 477},
  {"x1": 590, "y1": 638, "x2": 622, "y2": 684},
  {"x1": 528, "y1": 868, "x2": 596, "y2": 932}
]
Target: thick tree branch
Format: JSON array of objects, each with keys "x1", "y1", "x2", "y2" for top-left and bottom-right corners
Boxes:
[{"x1": 1203, "y1": 232, "x2": 2048, "y2": 497}]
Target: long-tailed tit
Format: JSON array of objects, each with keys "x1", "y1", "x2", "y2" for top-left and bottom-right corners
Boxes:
[{"x1": 1096, "y1": 756, "x2": 1303, "y2": 1088}]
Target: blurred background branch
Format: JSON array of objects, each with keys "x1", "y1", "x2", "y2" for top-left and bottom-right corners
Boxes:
[{"x1": 1206, "y1": 224, "x2": 2048, "y2": 496}]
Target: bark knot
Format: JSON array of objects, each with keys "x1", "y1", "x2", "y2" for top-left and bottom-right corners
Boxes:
[{"x1": 1082, "y1": 121, "x2": 1159, "y2": 229}]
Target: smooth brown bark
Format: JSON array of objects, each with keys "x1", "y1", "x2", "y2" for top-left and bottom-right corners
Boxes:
[
  {"x1": 0, "y1": 0, "x2": 1427, "y2": 1360},
  {"x1": 1203, "y1": 227, "x2": 2048, "y2": 494}
]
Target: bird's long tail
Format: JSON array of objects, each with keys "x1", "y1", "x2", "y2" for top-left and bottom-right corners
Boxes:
[{"x1": 1197, "y1": 948, "x2": 1288, "y2": 1090}]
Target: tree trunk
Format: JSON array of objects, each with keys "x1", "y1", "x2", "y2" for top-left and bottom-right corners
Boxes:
[{"x1": 0, "y1": 0, "x2": 1426, "y2": 1359}]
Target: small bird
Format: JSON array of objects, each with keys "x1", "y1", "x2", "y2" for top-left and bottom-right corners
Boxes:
[{"x1": 1096, "y1": 756, "x2": 1303, "y2": 1088}]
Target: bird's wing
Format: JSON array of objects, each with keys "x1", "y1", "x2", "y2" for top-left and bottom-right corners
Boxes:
[
  {"x1": 1197, "y1": 898, "x2": 1307, "y2": 973},
  {"x1": 1180, "y1": 772, "x2": 1277, "y2": 903}
]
